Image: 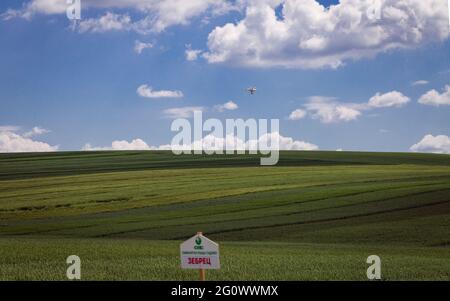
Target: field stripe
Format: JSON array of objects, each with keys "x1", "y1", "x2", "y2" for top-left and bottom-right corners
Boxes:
[
  {"x1": 92, "y1": 188, "x2": 450, "y2": 238},
  {"x1": 180, "y1": 199, "x2": 450, "y2": 239}
]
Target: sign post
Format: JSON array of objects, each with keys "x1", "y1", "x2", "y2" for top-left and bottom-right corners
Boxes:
[
  {"x1": 199, "y1": 268, "x2": 205, "y2": 281},
  {"x1": 180, "y1": 232, "x2": 220, "y2": 281}
]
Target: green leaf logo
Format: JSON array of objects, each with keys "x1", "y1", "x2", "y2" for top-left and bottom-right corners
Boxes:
[{"x1": 195, "y1": 237, "x2": 202, "y2": 246}]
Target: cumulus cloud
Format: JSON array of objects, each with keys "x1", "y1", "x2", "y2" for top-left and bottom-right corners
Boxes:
[
  {"x1": 303, "y1": 96, "x2": 362, "y2": 123},
  {"x1": 261, "y1": 132, "x2": 318, "y2": 151},
  {"x1": 410, "y1": 134, "x2": 450, "y2": 154},
  {"x1": 288, "y1": 109, "x2": 307, "y2": 121},
  {"x1": 185, "y1": 48, "x2": 203, "y2": 61},
  {"x1": 203, "y1": 0, "x2": 449, "y2": 69},
  {"x1": 1, "y1": 0, "x2": 67, "y2": 20},
  {"x1": 134, "y1": 40, "x2": 153, "y2": 54},
  {"x1": 2, "y1": 0, "x2": 237, "y2": 33},
  {"x1": 412, "y1": 80, "x2": 429, "y2": 86},
  {"x1": 83, "y1": 139, "x2": 151, "y2": 151},
  {"x1": 175, "y1": 132, "x2": 318, "y2": 151},
  {"x1": 0, "y1": 125, "x2": 21, "y2": 132},
  {"x1": 1, "y1": 8, "x2": 25, "y2": 20},
  {"x1": 291, "y1": 91, "x2": 410, "y2": 123},
  {"x1": 163, "y1": 106, "x2": 205, "y2": 119},
  {"x1": 0, "y1": 126, "x2": 58, "y2": 153},
  {"x1": 6, "y1": 1, "x2": 447, "y2": 69},
  {"x1": 137, "y1": 84, "x2": 183, "y2": 99},
  {"x1": 418, "y1": 85, "x2": 450, "y2": 106},
  {"x1": 78, "y1": 12, "x2": 132, "y2": 33},
  {"x1": 214, "y1": 101, "x2": 238, "y2": 112},
  {"x1": 367, "y1": 91, "x2": 410, "y2": 108},
  {"x1": 129, "y1": 0, "x2": 237, "y2": 33},
  {"x1": 23, "y1": 126, "x2": 50, "y2": 138},
  {"x1": 82, "y1": 132, "x2": 318, "y2": 152}
]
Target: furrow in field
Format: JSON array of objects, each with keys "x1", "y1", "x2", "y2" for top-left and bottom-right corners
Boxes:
[
  {"x1": 91, "y1": 187, "x2": 450, "y2": 239},
  {"x1": 3, "y1": 180, "x2": 446, "y2": 236},
  {"x1": 174, "y1": 199, "x2": 450, "y2": 240},
  {"x1": 108, "y1": 181, "x2": 450, "y2": 227},
  {"x1": 2, "y1": 172, "x2": 449, "y2": 222}
]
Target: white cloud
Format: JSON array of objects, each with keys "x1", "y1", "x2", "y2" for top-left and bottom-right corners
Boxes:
[
  {"x1": 134, "y1": 40, "x2": 153, "y2": 54},
  {"x1": 78, "y1": 12, "x2": 132, "y2": 33},
  {"x1": 0, "y1": 125, "x2": 21, "y2": 132},
  {"x1": 214, "y1": 101, "x2": 238, "y2": 112},
  {"x1": 83, "y1": 138, "x2": 151, "y2": 151},
  {"x1": 262, "y1": 132, "x2": 318, "y2": 151},
  {"x1": 204, "y1": 0, "x2": 449, "y2": 69},
  {"x1": 367, "y1": 91, "x2": 410, "y2": 108},
  {"x1": 304, "y1": 97, "x2": 362, "y2": 123},
  {"x1": 2, "y1": 0, "x2": 236, "y2": 33},
  {"x1": 411, "y1": 80, "x2": 429, "y2": 86},
  {"x1": 410, "y1": 134, "x2": 450, "y2": 154},
  {"x1": 175, "y1": 132, "x2": 319, "y2": 151},
  {"x1": 1, "y1": 0, "x2": 67, "y2": 20},
  {"x1": 288, "y1": 109, "x2": 307, "y2": 121},
  {"x1": 189, "y1": 134, "x2": 246, "y2": 151},
  {"x1": 163, "y1": 106, "x2": 205, "y2": 119},
  {"x1": 109, "y1": 139, "x2": 150, "y2": 150},
  {"x1": 23, "y1": 126, "x2": 50, "y2": 138},
  {"x1": 185, "y1": 47, "x2": 203, "y2": 61},
  {"x1": 130, "y1": 0, "x2": 237, "y2": 33},
  {"x1": 418, "y1": 85, "x2": 450, "y2": 106},
  {"x1": 8, "y1": 1, "x2": 447, "y2": 70},
  {"x1": 82, "y1": 132, "x2": 318, "y2": 153},
  {"x1": 137, "y1": 84, "x2": 183, "y2": 99},
  {"x1": 0, "y1": 127, "x2": 58, "y2": 153},
  {"x1": 296, "y1": 90, "x2": 410, "y2": 123},
  {"x1": 1, "y1": 8, "x2": 24, "y2": 20}
]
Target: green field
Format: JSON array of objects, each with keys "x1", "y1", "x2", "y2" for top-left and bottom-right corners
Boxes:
[{"x1": 0, "y1": 151, "x2": 449, "y2": 280}]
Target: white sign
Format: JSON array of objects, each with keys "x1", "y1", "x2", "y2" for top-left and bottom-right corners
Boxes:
[{"x1": 180, "y1": 233, "x2": 220, "y2": 270}]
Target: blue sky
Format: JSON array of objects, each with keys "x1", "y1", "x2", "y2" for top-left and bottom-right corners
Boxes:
[{"x1": 0, "y1": 0, "x2": 449, "y2": 153}]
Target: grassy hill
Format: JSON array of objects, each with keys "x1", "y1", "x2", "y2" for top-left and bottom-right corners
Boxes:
[{"x1": 0, "y1": 151, "x2": 449, "y2": 280}]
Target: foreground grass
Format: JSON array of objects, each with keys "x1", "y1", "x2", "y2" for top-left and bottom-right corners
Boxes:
[{"x1": 1, "y1": 237, "x2": 449, "y2": 281}]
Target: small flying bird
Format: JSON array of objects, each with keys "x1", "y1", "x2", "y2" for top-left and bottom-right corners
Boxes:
[{"x1": 247, "y1": 87, "x2": 257, "y2": 95}]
